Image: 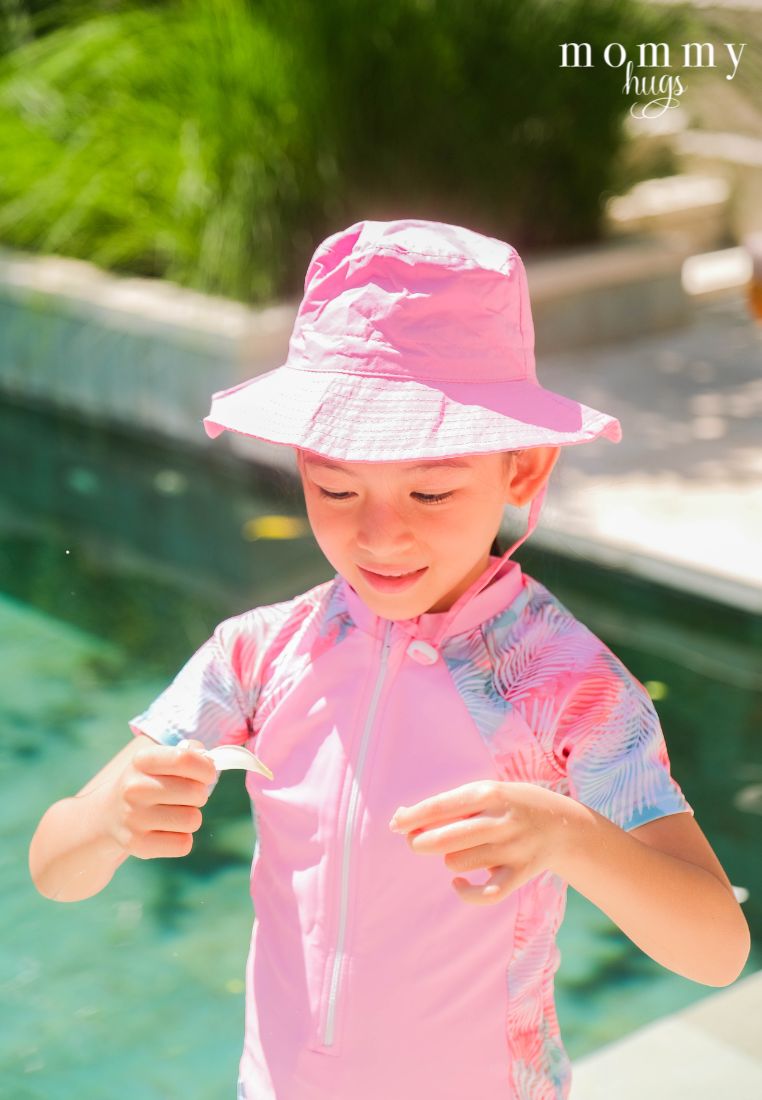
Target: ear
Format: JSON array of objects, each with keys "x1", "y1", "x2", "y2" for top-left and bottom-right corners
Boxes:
[{"x1": 504, "y1": 446, "x2": 560, "y2": 508}]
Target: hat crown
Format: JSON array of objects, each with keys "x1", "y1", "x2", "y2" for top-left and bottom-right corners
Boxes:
[{"x1": 287, "y1": 218, "x2": 536, "y2": 385}]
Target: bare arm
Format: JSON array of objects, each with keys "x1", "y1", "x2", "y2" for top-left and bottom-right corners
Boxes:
[
  {"x1": 553, "y1": 805, "x2": 751, "y2": 987},
  {"x1": 390, "y1": 783, "x2": 751, "y2": 987},
  {"x1": 28, "y1": 735, "x2": 218, "y2": 903}
]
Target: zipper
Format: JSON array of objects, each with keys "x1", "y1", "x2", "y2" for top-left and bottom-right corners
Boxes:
[{"x1": 321, "y1": 618, "x2": 394, "y2": 1047}]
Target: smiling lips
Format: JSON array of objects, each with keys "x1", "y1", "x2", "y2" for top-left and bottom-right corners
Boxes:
[
  {"x1": 358, "y1": 565, "x2": 428, "y2": 592},
  {"x1": 360, "y1": 565, "x2": 425, "y2": 577}
]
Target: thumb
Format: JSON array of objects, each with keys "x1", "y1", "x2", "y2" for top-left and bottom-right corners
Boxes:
[
  {"x1": 452, "y1": 864, "x2": 525, "y2": 906},
  {"x1": 176, "y1": 738, "x2": 218, "y2": 796},
  {"x1": 177, "y1": 738, "x2": 205, "y2": 751}
]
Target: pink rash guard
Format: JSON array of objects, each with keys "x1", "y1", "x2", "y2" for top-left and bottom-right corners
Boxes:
[{"x1": 128, "y1": 556, "x2": 693, "y2": 1099}]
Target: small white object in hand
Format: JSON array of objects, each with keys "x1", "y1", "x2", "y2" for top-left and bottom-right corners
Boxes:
[{"x1": 204, "y1": 744, "x2": 274, "y2": 780}]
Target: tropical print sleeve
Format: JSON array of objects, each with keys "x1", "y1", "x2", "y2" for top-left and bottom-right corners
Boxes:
[
  {"x1": 127, "y1": 617, "x2": 255, "y2": 750},
  {"x1": 553, "y1": 644, "x2": 693, "y2": 831}
]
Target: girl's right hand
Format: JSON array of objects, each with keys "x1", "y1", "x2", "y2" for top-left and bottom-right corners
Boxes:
[{"x1": 106, "y1": 738, "x2": 219, "y2": 860}]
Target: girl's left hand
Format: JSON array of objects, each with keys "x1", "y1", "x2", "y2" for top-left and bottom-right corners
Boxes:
[{"x1": 388, "y1": 780, "x2": 579, "y2": 905}]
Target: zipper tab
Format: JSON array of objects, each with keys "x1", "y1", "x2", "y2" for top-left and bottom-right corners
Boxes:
[{"x1": 321, "y1": 619, "x2": 394, "y2": 1047}]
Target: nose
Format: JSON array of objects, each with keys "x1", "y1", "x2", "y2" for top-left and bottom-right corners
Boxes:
[{"x1": 355, "y1": 498, "x2": 416, "y2": 556}]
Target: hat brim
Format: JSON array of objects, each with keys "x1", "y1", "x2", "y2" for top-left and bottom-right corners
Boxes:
[{"x1": 202, "y1": 364, "x2": 621, "y2": 461}]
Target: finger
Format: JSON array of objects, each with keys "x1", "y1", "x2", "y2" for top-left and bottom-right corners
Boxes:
[
  {"x1": 135, "y1": 743, "x2": 217, "y2": 785},
  {"x1": 131, "y1": 831, "x2": 194, "y2": 860},
  {"x1": 406, "y1": 816, "x2": 501, "y2": 854},
  {"x1": 390, "y1": 782, "x2": 495, "y2": 833},
  {"x1": 451, "y1": 864, "x2": 523, "y2": 906},
  {"x1": 132, "y1": 773, "x2": 211, "y2": 808},
  {"x1": 138, "y1": 804, "x2": 204, "y2": 835},
  {"x1": 442, "y1": 842, "x2": 503, "y2": 872}
]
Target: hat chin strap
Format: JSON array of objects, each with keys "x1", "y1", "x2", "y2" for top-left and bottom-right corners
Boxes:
[
  {"x1": 428, "y1": 482, "x2": 548, "y2": 646},
  {"x1": 497, "y1": 480, "x2": 548, "y2": 564}
]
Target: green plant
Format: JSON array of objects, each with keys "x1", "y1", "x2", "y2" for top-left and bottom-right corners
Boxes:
[
  {"x1": 0, "y1": 0, "x2": 336, "y2": 300},
  {"x1": 0, "y1": 0, "x2": 692, "y2": 303},
  {"x1": 260, "y1": 0, "x2": 691, "y2": 247}
]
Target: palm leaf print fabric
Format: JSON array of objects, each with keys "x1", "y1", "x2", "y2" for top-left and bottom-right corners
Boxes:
[
  {"x1": 554, "y1": 644, "x2": 692, "y2": 830},
  {"x1": 439, "y1": 575, "x2": 692, "y2": 1098},
  {"x1": 127, "y1": 623, "x2": 254, "y2": 749},
  {"x1": 443, "y1": 577, "x2": 691, "y2": 831}
]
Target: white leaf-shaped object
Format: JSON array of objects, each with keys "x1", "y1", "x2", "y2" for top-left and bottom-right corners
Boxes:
[{"x1": 204, "y1": 744, "x2": 274, "y2": 780}]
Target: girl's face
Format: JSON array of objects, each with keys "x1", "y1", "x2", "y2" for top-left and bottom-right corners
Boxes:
[{"x1": 297, "y1": 449, "x2": 543, "y2": 617}]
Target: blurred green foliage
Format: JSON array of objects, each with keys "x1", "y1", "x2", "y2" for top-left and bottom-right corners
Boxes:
[
  {"x1": 0, "y1": 0, "x2": 332, "y2": 299},
  {"x1": 0, "y1": 0, "x2": 691, "y2": 303}
]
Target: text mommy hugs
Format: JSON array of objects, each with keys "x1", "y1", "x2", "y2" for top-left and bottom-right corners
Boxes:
[{"x1": 560, "y1": 40, "x2": 747, "y2": 119}]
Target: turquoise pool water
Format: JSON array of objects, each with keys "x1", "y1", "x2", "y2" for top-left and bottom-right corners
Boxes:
[{"x1": 2, "y1": 399, "x2": 760, "y2": 1098}]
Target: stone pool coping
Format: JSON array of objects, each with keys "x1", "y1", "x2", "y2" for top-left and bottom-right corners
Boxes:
[
  {"x1": 524, "y1": 291, "x2": 761, "y2": 611},
  {"x1": 570, "y1": 968, "x2": 762, "y2": 1099}
]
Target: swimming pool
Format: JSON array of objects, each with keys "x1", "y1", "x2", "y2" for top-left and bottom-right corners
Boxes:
[{"x1": 2, "y1": 398, "x2": 759, "y2": 1098}]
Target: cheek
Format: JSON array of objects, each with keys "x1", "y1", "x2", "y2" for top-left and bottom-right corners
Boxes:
[
  {"x1": 434, "y1": 499, "x2": 499, "y2": 552},
  {"x1": 435, "y1": 499, "x2": 483, "y2": 534},
  {"x1": 417, "y1": 511, "x2": 475, "y2": 559},
  {"x1": 307, "y1": 498, "x2": 352, "y2": 544}
]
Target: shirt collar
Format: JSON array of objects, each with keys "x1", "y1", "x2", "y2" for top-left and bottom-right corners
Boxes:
[{"x1": 336, "y1": 555, "x2": 526, "y2": 645}]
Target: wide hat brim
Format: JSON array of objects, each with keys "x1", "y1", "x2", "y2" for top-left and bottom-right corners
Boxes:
[{"x1": 202, "y1": 364, "x2": 622, "y2": 461}]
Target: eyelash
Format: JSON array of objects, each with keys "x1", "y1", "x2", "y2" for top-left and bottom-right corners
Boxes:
[{"x1": 318, "y1": 488, "x2": 453, "y2": 506}]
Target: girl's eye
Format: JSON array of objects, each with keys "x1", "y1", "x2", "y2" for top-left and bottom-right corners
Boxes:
[
  {"x1": 413, "y1": 492, "x2": 452, "y2": 504},
  {"x1": 317, "y1": 488, "x2": 452, "y2": 505}
]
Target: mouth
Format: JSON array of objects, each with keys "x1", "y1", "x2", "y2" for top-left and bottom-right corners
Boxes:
[{"x1": 357, "y1": 565, "x2": 428, "y2": 592}]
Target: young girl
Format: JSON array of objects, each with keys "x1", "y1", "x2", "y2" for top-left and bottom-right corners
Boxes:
[{"x1": 29, "y1": 219, "x2": 750, "y2": 1100}]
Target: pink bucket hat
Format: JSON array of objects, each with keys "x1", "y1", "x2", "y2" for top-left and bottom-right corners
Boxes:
[
  {"x1": 204, "y1": 218, "x2": 621, "y2": 458},
  {"x1": 202, "y1": 219, "x2": 622, "y2": 601}
]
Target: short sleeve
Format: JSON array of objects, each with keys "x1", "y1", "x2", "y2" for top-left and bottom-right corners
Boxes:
[
  {"x1": 553, "y1": 645, "x2": 693, "y2": 831},
  {"x1": 128, "y1": 622, "x2": 253, "y2": 750}
]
